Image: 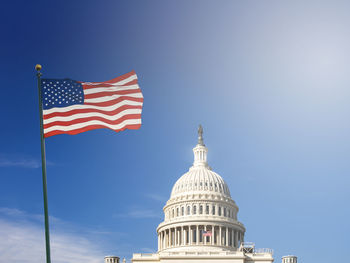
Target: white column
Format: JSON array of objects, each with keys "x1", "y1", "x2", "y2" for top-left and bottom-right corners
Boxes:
[
  {"x1": 196, "y1": 225, "x2": 199, "y2": 245},
  {"x1": 219, "y1": 226, "x2": 222, "y2": 246},
  {"x1": 169, "y1": 229, "x2": 171, "y2": 247},
  {"x1": 225, "y1": 227, "x2": 228, "y2": 246},
  {"x1": 165, "y1": 230, "x2": 168, "y2": 248},
  {"x1": 166, "y1": 230, "x2": 169, "y2": 247},
  {"x1": 231, "y1": 228, "x2": 234, "y2": 247},
  {"x1": 181, "y1": 226, "x2": 184, "y2": 245},
  {"x1": 167, "y1": 229, "x2": 169, "y2": 247},
  {"x1": 174, "y1": 227, "x2": 177, "y2": 246},
  {"x1": 182, "y1": 227, "x2": 186, "y2": 245},
  {"x1": 212, "y1": 226, "x2": 214, "y2": 245},
  {"x1": 190, "y1": 226, "x2": 192, "y2": 245},
  {"x1": 158, "y1": 233, "x2": 160, "y2": 251},
  {"x1": 164, "y1": 231, "x2": 166, "y2": 249}
]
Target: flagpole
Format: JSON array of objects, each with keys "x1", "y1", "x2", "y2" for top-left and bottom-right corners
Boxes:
[{"x1": 36, "y1": 64, "x2": 52, "y2": 263}]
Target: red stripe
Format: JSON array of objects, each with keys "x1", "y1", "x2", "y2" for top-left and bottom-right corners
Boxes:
[
  {"x1": 43, "y1": 105, "x2": 142, "y2": 119},
  {"x1": 84, "y1": 96, "x2": 143, "y2": 107},
  {"x1": 44, "y1": 123, "x2": 141, "y2": 138},
  {"x1": 103, "y1": 70, "x2": 136, "y2": 84},
  {"x1": 84, "y1": 89, "x2": 142, "y2": 99},
  {"x1": 82, "y1": 79, "x2": 138, "y2": 89},
  {"x1": 43, "y1": 114, "x2": 141, "y2": 129},
  {"x1": 82, "y1": 71, "x2": 137, "y2": 89}
]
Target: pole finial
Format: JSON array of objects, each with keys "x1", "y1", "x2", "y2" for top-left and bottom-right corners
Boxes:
[
  {"x1": 35, "y1": 64, "x2": 42, "y2": 72},
  {"x1": 198, "y1": 124, "x2": 204, "y2": 146}
]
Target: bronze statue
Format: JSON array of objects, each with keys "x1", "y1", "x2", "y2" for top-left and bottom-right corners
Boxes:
[{"x1": 198, "y1": 125, "x2": 204, "y2": 145}]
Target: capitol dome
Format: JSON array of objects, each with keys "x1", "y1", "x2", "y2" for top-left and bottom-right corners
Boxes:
[
  {"x1": 170, "y1": 160, "x2": 231, "y2": 199},
  {"x1": 156, "y1": 126, "x2": 245, "y2": 252}
]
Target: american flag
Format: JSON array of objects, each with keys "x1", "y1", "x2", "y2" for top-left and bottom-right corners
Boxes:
[
  {"x1": 41, "y1": 71, "x2": 143, "y2": 138},
  {"x1": 203, "y1": 231, "x2": 212, "y2": 237}
]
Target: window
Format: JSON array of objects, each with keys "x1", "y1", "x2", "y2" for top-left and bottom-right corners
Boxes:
[
  {"x1": 187, "y1": 206, "x2": 190, "y2": 215},
  {"x1": 193, "y1": 205, "x2": 197, "y2": 214},
  {"x1": 172, "y1": 209, "x2": 174, "y2": 218},
  {"x1": 212, "y1": 205, "x2": 215, "y2": 215},
  {"x1": 176, "y1": 208, "x2": 179, "y2": 217},
  {"x1": 228, "y1": 210, "x2": 230, "y2": 218},
  {"x1": 199, "y1": 205, "x2": 203, "y2": 214},
  {"x1": 206, "y1": 205, "x2": 209, "y2": 214},
  {"x1": 224, "y1": 208, "x2": 226, "y2": 217},
  {"x1": 181, "y1": 206, "x2": 184, "y2": 216},
  {"x1": 218, "y1": 207, "x2": 221, "y2": 216}
]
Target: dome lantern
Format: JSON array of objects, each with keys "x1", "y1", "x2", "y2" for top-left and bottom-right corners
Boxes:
[{"x1": 193, "y1": 125, "x2": 209, "y2": 168}]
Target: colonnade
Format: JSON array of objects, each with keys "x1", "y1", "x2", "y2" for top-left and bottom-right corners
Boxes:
[{"x1": 158, "y1": 225, "x2": 244, "y2": 251}]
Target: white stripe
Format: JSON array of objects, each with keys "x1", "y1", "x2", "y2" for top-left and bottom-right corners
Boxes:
[
  {"x1": 44, "y1": 118, "x2": 141, "y2": 133},
  {"x1": 84, "y1": 92, "x2": 143, "y2": 103},
  {"x1": 83, "y1": 84, "x2": 140, "y2": 95},
  {"x1": 82, "y1": 74, "x2": 137, "y2": 86},
  {"x1": 43, "y1": 108, "x2": 142, "y2": 125},
  {"x1": 43, "y1": 100, "x2": 142, "y2": 115}
]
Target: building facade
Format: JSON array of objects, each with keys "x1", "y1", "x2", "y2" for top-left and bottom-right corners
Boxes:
[{"x1": 131, "y1": 126, "x2": 275, "y2": 263}]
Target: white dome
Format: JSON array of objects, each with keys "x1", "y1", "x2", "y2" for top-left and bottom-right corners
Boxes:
[{"x1": 170, "y1": 165, "x2": 231, "y2": 199}]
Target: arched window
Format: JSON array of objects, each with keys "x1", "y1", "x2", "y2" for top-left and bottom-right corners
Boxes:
[
  {"x1": 172, "y1": 209, "x2": 174, "y2": 218},
  {"x1": 181, "y1": 206, "x2": 184, "y2": 216},
  {"x1": 187, "y1": 206, "x2": 190, "y2": 215},
  {"x1": 176, "y1": 208, "x2": 179, "y2": 217},
  {"x1": 228, "y1": 209, "x2": 230, "y2": 218},
  {"x1": 218, "y1": 207, "x2": 221, "y2": 216},
  {"x1": 199, "y1": 205, "x2": 203, "y2": 214},
  {"x1": 206, "y1": 205, "x2": 209, "y2": 214},
  {"x1": 193, "y1": 205, "x2": 197, "y2": 214},
  {"x1": 224, "y1": 207, "x2": 226, "y2": 217},
  {"x1": 212, "y1": 205, "x2": 215, "y2": 215}
]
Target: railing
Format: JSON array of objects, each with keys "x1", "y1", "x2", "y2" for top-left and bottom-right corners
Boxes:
[
  {"x1": 254, "y1": 248, "x2": 274, "y2": 255},
  {"x1": 133, "y1": 248, "x2": 273, "y2": 259}
]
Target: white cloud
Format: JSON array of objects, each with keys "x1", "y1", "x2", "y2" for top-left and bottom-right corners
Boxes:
[
  {"x1": 145, "y1": 193, "x2": 167, "y2": 203},
  {"x1": 0, "y1": 158, "x2": 41, "y2": 168},
  {"x1": 114, "y1": 209, "x2": 161, "y2": 219},
  {"x1": 0, "y1": 154, "x2": 55, "y2": 169},
  {"x1": 0, "y1": 208, "x2": 106, "y2": 263}
]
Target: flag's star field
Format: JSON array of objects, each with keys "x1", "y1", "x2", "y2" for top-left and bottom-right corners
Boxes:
[{"x1": 41, "y1": 79, "x2": 84, "y2": 110}]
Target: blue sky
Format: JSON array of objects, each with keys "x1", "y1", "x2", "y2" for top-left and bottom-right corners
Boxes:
[{"x1": 1, "y1": 1, "x2": 350, "y2": 262}]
